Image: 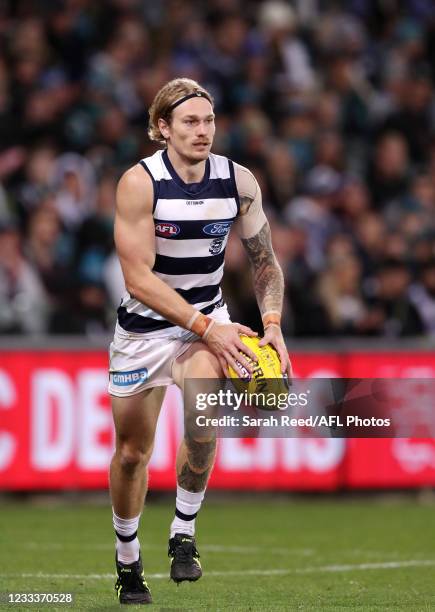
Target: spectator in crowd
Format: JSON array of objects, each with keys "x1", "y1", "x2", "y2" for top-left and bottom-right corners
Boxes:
[
  {"x1": 286, "y1": 226, "x2": 330, "y2": 337},
  {"x1": 340, "y1": 178, "x2": 371, "y2": 227},
  {"x1": 49, "y1": 277, "x2": 111, "y2": 336},
  {"x1": 378, "y1": 69, "x2": 434, "y2": 165},
  {"x1": 264, "y1": 142, "x2": 297, "y2": 213},
  {"x1": 0, "y1": 222, "x2": 49, "y2": 334},
  {"x1": 409, "y1": 259, "x2": 435, "y2": 336},
  {"x1": 366, "y1": 132, "x2": 411, "y2": 210},
  {"x1": 51, "y1": 152, "x2": 96, "y2": 229},
  {"x1": 24, "y1": 203, "x2": 74, "y2": 304},
  {"x1": 354, "y1": 212, "x2": 387, "y2": 279},
  {"x1": 15, "y1": 145, "x2": 57, "y2": 218},
  {"x1": 367, "y1": 260, "x2": 424, "y2": 337},
  {"x1": 285, "y1": 165, "x2": 343, "y2": 271},
  {"x1": 258, "y1": 1, "x2": 316, "y2": 94},
  {"x1": 317, "y1": 252, "x2": 383, "y2": 336},
  {"x1": 314, "y1": 130, "x2": 345, "y2": 172},
  {"x1": 75, "y1": 173, "x2": 116, "y2": 268}
]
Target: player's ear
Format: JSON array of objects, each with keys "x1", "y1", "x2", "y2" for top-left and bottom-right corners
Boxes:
[{"x1": 158, "y1": 118, "x2": 170, "y2": 140}]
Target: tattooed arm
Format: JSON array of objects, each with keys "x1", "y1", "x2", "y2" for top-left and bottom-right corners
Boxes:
[
  {"x1": 233, "y1": 163, "x2": 292, "y2": 376},
  {"x1": 240, "y1": 217, "x2": 284, "y2": 317}
]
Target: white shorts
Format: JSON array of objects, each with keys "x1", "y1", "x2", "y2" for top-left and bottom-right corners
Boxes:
[{"x1": 108, "y1": 303, "x2": 231, "y2": 397}]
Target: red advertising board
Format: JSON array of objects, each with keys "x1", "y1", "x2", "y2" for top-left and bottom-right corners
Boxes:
[
  {"x1": 294, "y1": 351, "x2": 435, "y2": 489},
  {"x1": 0, "y1": 350, "x2": 434, "y2": 491}
]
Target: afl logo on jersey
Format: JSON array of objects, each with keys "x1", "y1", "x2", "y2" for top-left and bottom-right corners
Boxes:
[
  {"x1": 203, "y1": 221, "x2": 232, "y2": 236},
  {"x1": 155, "y1": 222, "x2": 180, "y2": 237}
]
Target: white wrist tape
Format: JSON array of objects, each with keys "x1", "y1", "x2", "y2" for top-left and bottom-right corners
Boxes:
[
  {"x1": 202, "y1": 319, "x2": 215, "y2": 339},
  {"x1": 186, "y1": 311, "x2": 201, "y2": 330}
]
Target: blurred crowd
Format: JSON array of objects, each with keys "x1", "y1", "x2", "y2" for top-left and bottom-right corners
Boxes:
[{"x1": 1, "y1": 0, "x2": 435, "y2": 338}]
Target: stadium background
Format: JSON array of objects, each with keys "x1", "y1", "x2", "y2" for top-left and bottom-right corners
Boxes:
[
  {"x1": 1, "y1": 0, "x2": 435, "y2": 491},
  {"x1": 1, "y1": 1, "x2": 435, "y2": 609}
]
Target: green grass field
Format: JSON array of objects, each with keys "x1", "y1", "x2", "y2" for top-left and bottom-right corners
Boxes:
[{"x1": 0, "y1": 495, "x2": 434, "y2": 611}]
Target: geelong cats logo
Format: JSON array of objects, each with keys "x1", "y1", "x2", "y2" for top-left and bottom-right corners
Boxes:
[{"x1": 209, "y1": 237, "x2": 225, "y2": 254}]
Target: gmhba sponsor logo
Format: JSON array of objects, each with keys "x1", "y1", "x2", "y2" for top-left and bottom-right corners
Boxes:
[{"x1": 112, "y1": 367, "x2": 149, "y2": 386}]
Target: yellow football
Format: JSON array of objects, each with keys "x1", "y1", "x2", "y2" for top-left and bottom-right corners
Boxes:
[{"x1": 228, "y1": 335, "x2": 289, "y2": 407}]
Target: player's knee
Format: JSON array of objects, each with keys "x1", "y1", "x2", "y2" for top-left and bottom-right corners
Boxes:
[{"x1": 117, "y1": 445, "x2": 151, "y2": 475}]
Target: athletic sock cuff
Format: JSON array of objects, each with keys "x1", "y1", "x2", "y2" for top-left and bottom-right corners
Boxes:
[
  {"x1": 176, "y1": 485, "x2": 206, "y2": 504},
  {"x1": 112, "y1": 510, "x2": 140, "y2": 539},
  {"x1": 175, "y1": 485, "x2": 205, "y2": 517},
  {"x1": 115, "y1": 529, "x2": 138, "y2": 543},
  {"x1": 175, "y1": 508, "x2": 198, "y2": 521}
]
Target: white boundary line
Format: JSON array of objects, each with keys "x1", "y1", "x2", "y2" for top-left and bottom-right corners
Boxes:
[
  {"x1": 22, "y1": 542, "x2": 314, "y2": 555},
  {"x1": 6, "y1": 559, "x2": 435, "y2": 581},
  {"x1": 21, "y1": 542, "x2": 403, "y2": 558}
]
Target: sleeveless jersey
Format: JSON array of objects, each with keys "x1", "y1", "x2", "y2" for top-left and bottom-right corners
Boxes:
[{"x1": 117, "y1": 149, "x2": 240, "y2": 336}]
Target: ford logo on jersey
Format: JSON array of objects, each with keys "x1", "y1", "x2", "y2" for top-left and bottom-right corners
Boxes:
[
  {"x1": 155, "y1": 222, "x2": 180, "y2": 237},
  {"x1": 112, "y1": 367, "x2": 149, "y2": 386},
  {"x1": 203, "y1": 221, "x2": 232, "y2": 236}
]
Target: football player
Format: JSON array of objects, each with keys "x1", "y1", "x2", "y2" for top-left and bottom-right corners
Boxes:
[{"x1": 109, "y1": 78, "x2": 292, "y2": 604}]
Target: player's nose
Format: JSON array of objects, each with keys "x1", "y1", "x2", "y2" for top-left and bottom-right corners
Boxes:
[{"x1": 196, "y1": 121, "x2": 207, "y2": 136}]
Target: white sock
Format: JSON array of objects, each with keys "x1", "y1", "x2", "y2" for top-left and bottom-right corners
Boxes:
[
  {"x1": 170, "y1": 485, "x2": 205, "y2": 538},
  {"x1": 113, "y1": 510, "x2": 141, "y2": 564}
]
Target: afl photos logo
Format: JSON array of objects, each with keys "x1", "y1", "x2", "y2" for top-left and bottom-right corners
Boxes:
[
  {"x1": 155, "y1": 222, "x2": 180, "y2": 237},
  {"x1": 203, "y1": 221, "x2": 232, "y2": 236}
]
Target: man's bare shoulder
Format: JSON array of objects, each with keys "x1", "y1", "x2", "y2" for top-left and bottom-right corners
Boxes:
[
  {"x1": 233, "y1": 161, "x2": 259, "y2": 216},
  {"x1": 232, "y1": 161, "x2": 259, "y2": 215},
  {"x1": 233, "y1": 161, "x2": 256, "y2": 181},
  {"x1": 118, "y1": 163, "x2": 153, "y2": 192},
  {"x1": 116, "y1": 163, "x2": 153, "y2": 215}
]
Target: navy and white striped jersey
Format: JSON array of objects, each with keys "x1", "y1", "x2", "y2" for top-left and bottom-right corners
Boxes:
[{"x1": 117, "y1": 149, "x2": 240, "y2": 336}]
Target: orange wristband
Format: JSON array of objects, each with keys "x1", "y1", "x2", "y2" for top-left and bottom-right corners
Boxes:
[
  {"x1": 190, "y1": 313, "x2": 214, "y2": 337},
  {"x1": 262, "y1": 311, "x2": 281, "y2": 329}
]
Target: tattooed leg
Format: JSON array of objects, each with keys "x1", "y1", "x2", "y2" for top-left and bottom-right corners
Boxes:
[{"x1": 176, "y1": 436, "x2": 217, "y2": 492}]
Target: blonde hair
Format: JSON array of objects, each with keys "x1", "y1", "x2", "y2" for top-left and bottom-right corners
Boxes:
[{"x1": 147, "y1": 78, "x2": 214, "y2": 144}]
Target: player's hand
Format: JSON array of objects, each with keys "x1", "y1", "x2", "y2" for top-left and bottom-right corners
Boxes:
[
  {"x1": 259, "y1": 325, "x2": 292, "y2": 378},
  {"x1": 203, "y1": 322, "x2": 258, "y2": 378}
]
